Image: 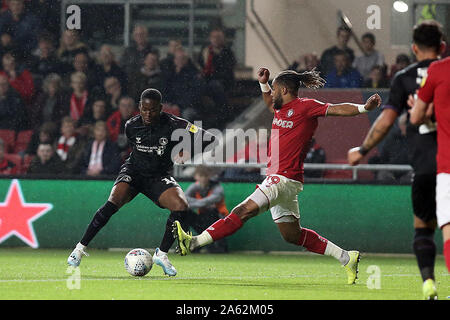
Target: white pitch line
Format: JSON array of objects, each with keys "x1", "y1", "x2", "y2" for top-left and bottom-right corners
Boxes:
[{"x1": 0, "y1": 273, "x2": 448, "y2": 283}]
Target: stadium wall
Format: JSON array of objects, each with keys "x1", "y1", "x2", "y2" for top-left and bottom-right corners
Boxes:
[
  {"x1": 245, "y1": 0, "x2": 409, "y2": 77},
  {"x1": 0, "y1": 178, "x2": 443, "y2": 253}
]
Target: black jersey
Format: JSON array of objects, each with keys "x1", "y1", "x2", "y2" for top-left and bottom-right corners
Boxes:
[
  {"x1": 383, "y1": 59, "x2": 437, "y2": 175},
  {"x1": 124, "y1": 112, "x2": 215, "y2": 177}
]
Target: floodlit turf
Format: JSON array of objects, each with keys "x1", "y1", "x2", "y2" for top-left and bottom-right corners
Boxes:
[{"x1": 0, "y1": 248, "x2": 448, "y2": 300}]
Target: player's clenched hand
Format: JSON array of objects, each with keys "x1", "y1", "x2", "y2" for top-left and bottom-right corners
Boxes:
[
  {"x1": 363, "y1": 94, "x2": 382, "y2": 112},
  {"x1": 257, "y1": 67, "x2": 270, "y2": 84},
  {"x1": 347, "y1": 147, "x2": 364, "y2": 166}
]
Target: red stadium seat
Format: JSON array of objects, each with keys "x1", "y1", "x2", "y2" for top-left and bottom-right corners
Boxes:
[
  {"x1": 0, "y1": 129, "x2": 16, "y2": 153},
  {"x1": 14, "y1": 130, "x2": 33, "y2": 153},
  {"x1": 4, "y1": 153, "x2": 22, "y2": 174}
]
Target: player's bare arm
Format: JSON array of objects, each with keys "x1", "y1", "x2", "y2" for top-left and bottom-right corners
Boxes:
[
  {"x1": 408, "y1": 94, "x2": 433, "y2": 126},
  {"x1": 347, "y1": 108, "x2": 398, "y2": 166},
  {"x1": 257, "y1": 67, "x2": 274, "y2": 113},
  {"x1": 326, "y1": 94, "x2": 381, "y2": 117}
]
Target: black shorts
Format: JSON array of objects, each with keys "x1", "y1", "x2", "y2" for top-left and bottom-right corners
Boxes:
[
  {"x1": 411, "y1": 173, "x2": 436, "y2": 222},
  {"x1": 114, "y1": 164, "x2": 180, "y2": 206}
]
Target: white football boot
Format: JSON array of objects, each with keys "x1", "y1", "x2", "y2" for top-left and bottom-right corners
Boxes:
[
  {"x1": 67, "y1": 243, "x2": 89, "y2": 267},
  {"x1": 152, "y1": 248, "x2": 177, "y2": 276}
]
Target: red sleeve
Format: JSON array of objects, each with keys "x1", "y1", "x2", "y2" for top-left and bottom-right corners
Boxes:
[
  {"x1": 418, "y1": 63, "x2": 437, "y2": 103},
  {"x1": 307, "y1": 99, "x2": 331, "y2": 118}
]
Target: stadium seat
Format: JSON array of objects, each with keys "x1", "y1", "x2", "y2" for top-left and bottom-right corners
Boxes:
[
  {"x1": 14, "y1": 130, "x2": 33, "y2": 153},
  {"x1": 0, "y1": 129, "x2": 16, "y2": 153},
  {"x1": 4, "y1": 153, "x2": 22, "y2": 174}
]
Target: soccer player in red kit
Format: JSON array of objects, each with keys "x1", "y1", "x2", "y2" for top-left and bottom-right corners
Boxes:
[
  {"x1": 174, "y1": 68, "x2": 381, "y2": 284},
  {"x1": 410, "y1": 56, "x2": 450, "y2": 273}
]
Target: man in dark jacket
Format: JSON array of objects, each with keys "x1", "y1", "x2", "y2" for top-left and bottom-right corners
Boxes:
[
  {"x1": 0, "y1": 73, "x2": 26, "y2": 131},
  {"x1": 27, "y1": 143, "x2": 65, "y2": 175},
  {"x1": 163, "y1": 49, "x2": 205, "y2": 122},
  {"x1": 0, "y1": 0, "x2": 41, "y2": 58},
  {"x1": 198, "y1": 28, "x2": 236, "y2": 89}
]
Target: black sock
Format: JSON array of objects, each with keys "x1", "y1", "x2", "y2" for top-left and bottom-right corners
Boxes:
[
  {"x1": 413, "y1": 228, "x2": 436, "y2": 281},
  {"x1": 80, "y1": 201, "x2": 119, "y2": 246},
  {"x1": 159, "y1": 210, "x2": 193, "y2": 253}
]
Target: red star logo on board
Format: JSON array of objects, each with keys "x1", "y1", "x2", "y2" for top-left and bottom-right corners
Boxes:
[{"x1": 0, "y1": 179, "x2": 53, "y2": 248}]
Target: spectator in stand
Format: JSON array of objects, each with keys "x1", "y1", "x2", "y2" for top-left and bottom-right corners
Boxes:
[
  {"x1": 94, "y1": 44, "x2": 127, "y2": 92},
  {"x1": 363, "y1": 65, "x2": 389, "y2": 89},
  {"x1": 106, "y1": 96, "x2": 138, "y2": 155},
  {"x1": 0, "y1": 31, "x2": 20, "y2": 61},
  {"x1": 103, "y1": 76, "x2": 124, "y2": 111},
  {"x1": 120, "y1": 24, "x2": 156, "y2": 77},
  {"x1": 324, "y1": 50, "x2": 362, "y2": 88},
  {"x1": 56, "y1": 29, "x2": 89, "y2": 75},
  {"x1": 24, "y1": 121, "x2": 57, "y2": 157},
  {"x1": 0, "y1": 0, "x2": 40, "y2": 59},
  {"x1": 389, "y1": 53, "x2": 411, "y2": 81},
  {"x1": 320, "y1": 26, "x2": 355, "y2": 77},
  {"x1": 70, "y1": 52, "x2": 99, "y2": 93},
  {"x1": 304, "y1": 137, "x2": 326, "y2": 178},
  {"x1": 27, "y1": 143, "x2": 65, "y2": 175},
  {"x1": 78, "y1": 99, "x2": 109, "y2": 131},
  {"x1": 30, "y1": 73, "x2": 68, "y2": 129},
  {"x1": 56, "y1": 116, "x2": 86, "y2": 174},
  {"x1": 288, "y1": 53, "x2": 322, "y2": 75},
  {"x1": 353, "y1": 32, "x2": 385, "y2": 81},
  {"x1": 163, "y1": 48, "x2": 205, "y2": 122},
  {"x1": 0, "y1": 52, "x2": 34, "y2": 105},
  {"x1": 184, "y1": 165, "x2": 229, "y2": 253},
  {"x1": 0, "y1": 138, "x2": 17, "y2": 174},
  {"x1": 128, "y1": 51, "x2": 163, "y2": 101},
  {"x1": 160, "y1": 39, "x2": 182, "y2": 74},
  {"x1": 66, "y1": 71, "x2": 91, "y2": 123},
  {"x1": 198, "y1": 27, "x2": 236, "y2": 92},
  {"x1": 80, "y1": 121, "x2": 121, "y2": 177},
  {"x1": 0, "y1": 73, "x2": 25, "y2": 131},
  {"x1": 27, "y1": 33, "x2": 63, "y2": 88},
  {"x1": 26, "y1": 0, "x2": 60, "y2": 39}
]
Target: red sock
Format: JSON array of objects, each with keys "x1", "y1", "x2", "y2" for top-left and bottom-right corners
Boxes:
[
  {"x1": 297, "y1": 228, "x2": 328, "y2": 255},
  {"x1": 205, "y1": 213, "x2": 243, "y2": 241},
  {"x1": 444, "y1": 240, "x2": 450, "y2": 273}
]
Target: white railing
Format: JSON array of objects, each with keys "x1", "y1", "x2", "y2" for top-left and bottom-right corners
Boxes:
[{"x1": 173, "y1": 163, "x2": 413, "y2": 181}]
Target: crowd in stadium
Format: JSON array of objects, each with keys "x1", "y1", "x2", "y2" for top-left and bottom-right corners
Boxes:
[{"x1": 0, "y1": 0, "x2": 433, "y2": 178}]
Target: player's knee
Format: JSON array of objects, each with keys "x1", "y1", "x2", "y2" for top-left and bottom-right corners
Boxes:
[{"x1": 170, "y1": 199, "x2": 189, "y2": 212}]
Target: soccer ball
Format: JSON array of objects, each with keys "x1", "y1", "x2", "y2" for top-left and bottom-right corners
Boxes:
[{"x1": 124, "y1": 248, "x2": 153, "y2": 277}]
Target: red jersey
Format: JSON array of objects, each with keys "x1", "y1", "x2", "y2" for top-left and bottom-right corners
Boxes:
[
  {"x1": 266, "y1": 98, "x2": 330, "y2": 182},
  {"x1": 418, "y1": 57, "x2": 450, "y2": 174}
]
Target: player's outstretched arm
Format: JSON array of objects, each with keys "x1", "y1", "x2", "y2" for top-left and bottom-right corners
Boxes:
[
  {"x1": 257, "y1": 67, "x2": 274, "y2": 113},
  {"x1": 326, "y1": 94, "x2": 382, "y2": 117},
  {"x1": 347, "y1": 107, "x2": 398, "y2": 166}
]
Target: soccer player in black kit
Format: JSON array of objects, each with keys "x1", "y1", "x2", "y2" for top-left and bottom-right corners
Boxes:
[
  {"x1": 348, "y1": 21, "x2": 445, "y2": 299},
  {"x1": 68, "y1": 88, "x2": 216, "y2": 276}
]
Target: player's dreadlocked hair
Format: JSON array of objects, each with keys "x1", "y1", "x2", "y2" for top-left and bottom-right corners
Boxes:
[
  {"x1": 274, "y1": 69, "x2": 325, "y2": 94},
  {"x1": 140, "y1": 88, "x2": 162, "y2": 103}
]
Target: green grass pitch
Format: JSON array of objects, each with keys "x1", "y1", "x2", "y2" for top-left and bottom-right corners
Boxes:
[{"x1": 0, "y1": 248, "x2": 448, "y2": 300}]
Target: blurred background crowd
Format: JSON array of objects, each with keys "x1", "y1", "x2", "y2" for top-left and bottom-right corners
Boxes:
[{"x1": 0, "y1": 0, "x2": 446, "y2": 180}]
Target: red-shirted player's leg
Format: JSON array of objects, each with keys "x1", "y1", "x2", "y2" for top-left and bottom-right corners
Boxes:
[
  {"x1": 188, "y1": 198, "x2": 260, "y2": 250},
  {"x1": 276, "y1": 219, "x2": 350, "y2": 265},
  {"x1": 443, "y1": 224, "x2": 450, "y2": 272}
]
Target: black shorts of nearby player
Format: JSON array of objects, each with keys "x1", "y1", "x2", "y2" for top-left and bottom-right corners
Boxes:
[
  {"x1": 114, "y1": 164, "x2": 180, "y2": 207},
  {"x1": 411, "y1": 173, "x2": 436, "y2": 222}
]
